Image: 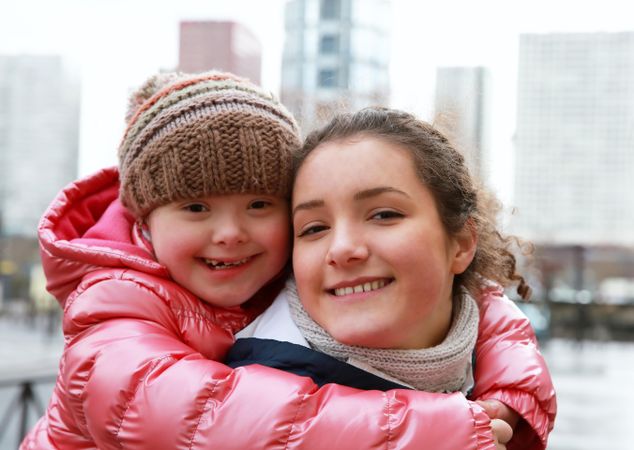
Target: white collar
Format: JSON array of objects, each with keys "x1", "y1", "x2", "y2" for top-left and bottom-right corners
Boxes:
[{"x1": 235, "y1": 286, "x2": 309, "y2": 347}]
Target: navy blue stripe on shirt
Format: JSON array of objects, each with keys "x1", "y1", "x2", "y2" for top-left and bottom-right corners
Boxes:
[{"x1": 226, "y1": 337, "x2": 411, "y2": 391}]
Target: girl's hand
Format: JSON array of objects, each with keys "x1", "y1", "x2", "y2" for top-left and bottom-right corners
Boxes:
[
  {"x1": 491, "y1": 418, "x2": 513, "y2": 450},
  {"x1": 476, "y1": 399, "x2": 520, "y2": 428},
  {"x1": 477, "y1": 400, "x2": 518, "y2": 450}
]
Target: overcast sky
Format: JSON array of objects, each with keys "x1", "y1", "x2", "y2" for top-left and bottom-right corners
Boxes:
[{"x1": 1, "y1": 0, "x2": 632, "y2": 204}]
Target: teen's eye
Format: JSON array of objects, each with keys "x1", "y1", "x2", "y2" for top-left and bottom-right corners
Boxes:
[
  {"x1": 249, "y1": 200, "x2": 272, "y2": 210},
  {"x1": 297, "y1": 224, "x2": 329, "y2": 237},
  {"x1": 183, "y1": 203, "x2": 208, "y2": 213},
  {"x1": 370, "y1": 210, "x2": 404, "y2": 221}
]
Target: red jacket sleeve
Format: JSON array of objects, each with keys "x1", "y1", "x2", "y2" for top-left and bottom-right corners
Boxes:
[
  {"x1": 33, "y1": 275, "x2": 501, "y2": 450},
  {"x1": 472, "y1": 289, "x2": 557, "y2": 450}
]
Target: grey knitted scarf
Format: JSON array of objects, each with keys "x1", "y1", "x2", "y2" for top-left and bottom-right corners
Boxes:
[{"x1": 286, "y1": 280, "x2": 479, "y2": 393}]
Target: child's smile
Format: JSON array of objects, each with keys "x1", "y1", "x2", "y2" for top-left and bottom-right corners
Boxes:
[
  {"x1": 203, "y1": 256, "x2": 254, "y2": 270},
  {"x1": 147, "y1": 193, "x2": 290, "y2": 307}
]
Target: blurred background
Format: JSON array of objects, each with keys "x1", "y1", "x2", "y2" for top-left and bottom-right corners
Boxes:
[{"x1": 1, "y1": 0, "x2": 633, "y2": 448}]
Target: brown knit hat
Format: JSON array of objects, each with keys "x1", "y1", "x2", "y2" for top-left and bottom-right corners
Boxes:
[{"x1": 118, "y1": 71, "x2": 301, "y2": 218}]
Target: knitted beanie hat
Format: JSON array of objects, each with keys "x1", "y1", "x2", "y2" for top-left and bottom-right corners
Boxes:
[{"x1": 118, "y1": 71, "x2": 301, "y2": 218}]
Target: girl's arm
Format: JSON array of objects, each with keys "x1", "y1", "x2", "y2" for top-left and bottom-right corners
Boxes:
[
  {"x1": 36, "y1": 276, "x2": 499, "y2": 450},
  {"x1": 472, "y1": 288, "x2": 557, "y2": 450}
]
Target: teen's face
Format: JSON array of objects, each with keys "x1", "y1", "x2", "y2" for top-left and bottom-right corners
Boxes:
[
  {"x1": 147, "y1": 194, "x2": 290, "y2": 307},
  {"x1": 292, "y1": 136, "x2": 474, "y2": 349}
]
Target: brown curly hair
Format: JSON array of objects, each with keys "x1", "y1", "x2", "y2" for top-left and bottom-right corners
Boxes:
[{"x1": 295, "y1": 107, "x2": 532, "y2": 300}]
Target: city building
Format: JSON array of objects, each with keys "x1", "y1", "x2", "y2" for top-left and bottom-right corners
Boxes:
[
  {"x1": 434, "y1": 66, "x2": 491, "y2": 180},
  {"x1": 178, "y1": 21, "x2": 262, "y2": 84},
  {"x1": 281, "y1": 0, "x2": 391, "y2": 132},
  {"x1": 514, "y1": 32, "x2": 634, "y2": 246},
  {"x1": 0, "y1": 55, "x2": 80, "y2": 237}
]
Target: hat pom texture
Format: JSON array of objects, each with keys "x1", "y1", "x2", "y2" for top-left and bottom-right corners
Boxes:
[{"x1": 118, "y1": 71, "x2": 300, "y2": 218}]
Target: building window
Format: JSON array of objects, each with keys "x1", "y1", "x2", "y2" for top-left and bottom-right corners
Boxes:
[
  {"x1": 320, "y1": 0, "x2": 340, "y2": 19},
  {"x1": 319, "y1": 35, "x2": 339, "y2": 54},
  {"x1": 318, "y1": 69, "x2": 339, "y2": 88}
]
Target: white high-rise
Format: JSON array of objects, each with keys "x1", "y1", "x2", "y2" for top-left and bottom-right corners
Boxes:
[
  {"x1": 0, "y1": 55, "x2": 80, "y2": 237},
  {"x1": 281, "y1": 0, "x2": 391, "y2": 132},
  {"x1": 434, "y1": 66, "x2": 491, "y2": 180},
  {"x1": 514, "y1": 32, "x2": 634, "y2": 245}
]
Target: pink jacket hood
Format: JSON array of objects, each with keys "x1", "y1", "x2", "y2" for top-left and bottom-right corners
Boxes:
[{"x1": 38, "y1": 166, "x2": 169, "y2": 304}]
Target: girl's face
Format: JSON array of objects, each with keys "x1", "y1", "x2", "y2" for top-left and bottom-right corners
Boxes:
[
  {"x1": 292, "y1": 136, "x2": 475, "y2": 349},
  {"x1": 147, "y1": 194, "x2": 290, "y2": 307}
]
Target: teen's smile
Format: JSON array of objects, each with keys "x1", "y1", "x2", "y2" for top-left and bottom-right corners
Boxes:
[{"x1": 326, "y1": 277, "x2": 394, "y2": 298}]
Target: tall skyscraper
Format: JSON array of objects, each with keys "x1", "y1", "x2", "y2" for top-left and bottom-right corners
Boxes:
[
  {"x1": 0, "y1": 55, "x2": 80, "y2": 237},
  {"x1": 514, "y1": 32, "x2": 634, "y2": 245},
  {"x1": 434, "y1": 66, "x2": 491, "y2": 179},
  {"x1": 178, "y1": 21, "x2": 262, "y2": 84},
  {"x1": 281, "y1": 0, "x2": 391, "y2": 132}
]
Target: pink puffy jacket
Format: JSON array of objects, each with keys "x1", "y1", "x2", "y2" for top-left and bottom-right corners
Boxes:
[{"x1": 22, "y1": 167, "x2": 556, "y2": 450}]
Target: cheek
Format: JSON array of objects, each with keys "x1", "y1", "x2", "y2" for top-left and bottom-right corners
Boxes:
[
  {"x1": 373, "y1": 228, "x2": 425, "y2": 268},
  {"x1": 149, "y1": 221, "x2": 200, "y2": 268},
  {"x1": 263, "y1": 217, "x2": 292, "y2": 263},
  {"x1": 379, "y1": 228, "x2": 449, "y2": 286},
  {"x1": 153, "y1": 234, "x2": 192, "y2": 268},
  {"x1": 147, "y1": 227, "x2": 173, "y2": 263},
  {"x1": 292, "y1": 242, "x2": 322, "y2": 283}
]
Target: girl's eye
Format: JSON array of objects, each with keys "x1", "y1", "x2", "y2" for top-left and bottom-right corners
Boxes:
[
  {"x1": 183, "y1": 203, "x2": 208, "y2": 213},
  {"x1": 370, "y1": 210, "x2": 404, "y2": 221},
  {"x1": 297, "y1": 224, "x2": 329, "y2": 237},
  {"x1": 249, "y1": 200, "x2": 272, "y2": 210}
]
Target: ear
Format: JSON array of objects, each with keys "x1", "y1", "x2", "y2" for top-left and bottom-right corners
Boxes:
[
  {"x1": 450, "y1": 218, "x2": 477, "y2": 274},
  {"x1": 137, "y1": 219, "x2": 152, "y2": 242}
]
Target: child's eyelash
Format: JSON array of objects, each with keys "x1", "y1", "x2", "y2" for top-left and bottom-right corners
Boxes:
[
  {"x1": 183, "y1": 203, "x2": 207, "y2": 213},
  {"x1": 250, "y1": 200, "x2": 272, "y2": 209}
]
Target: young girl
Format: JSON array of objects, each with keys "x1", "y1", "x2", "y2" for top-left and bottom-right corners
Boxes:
[
  {"x1": 229, "y1": 107, "x2": 557, "y2": 449},
  {"x1": 23, "y1": 71, "x2": 553, "y2": 449},
  {"x1": 22, "y1": 70, "x2": 300, "y2": 448}
]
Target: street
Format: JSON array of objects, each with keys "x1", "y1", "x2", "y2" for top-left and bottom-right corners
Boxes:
[{"x1": 542, "y1": 338, "x2": 634, "y2": 450}]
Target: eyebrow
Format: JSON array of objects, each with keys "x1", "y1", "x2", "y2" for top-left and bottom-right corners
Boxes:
[
  {"x1": 353, "y1": 186, "x2": 410, "y2": 201},
  {"x1": 292, "y1": 199, "x2": 325, "y2": 217},
  {"x1": 292, "y1": 186, "x2": 409, "y2": 217}
]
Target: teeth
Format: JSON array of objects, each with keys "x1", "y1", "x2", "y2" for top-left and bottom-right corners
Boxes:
[
  {"x1": 204, "y1": 257, "x2": 250, "y2": 269},
  {"x1": 333, "y1": 280, "x2": 387, "y2": 297}
]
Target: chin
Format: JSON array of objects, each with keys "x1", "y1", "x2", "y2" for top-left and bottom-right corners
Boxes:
[
  {"x1": 199, "y1": 291, "x2": 244, "y2": 308},
  {"x1": 327, "y1": 326, "x2": 377, "y2": 347}
]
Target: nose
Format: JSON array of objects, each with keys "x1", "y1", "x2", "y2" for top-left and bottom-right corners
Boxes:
[
  {"x1": 326, "y1": 224, "x2": 369, "y2": 267},
  {"x1": 211, "y1": 214, "x2": 249, "y2": 246}
]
